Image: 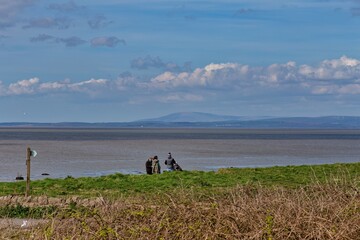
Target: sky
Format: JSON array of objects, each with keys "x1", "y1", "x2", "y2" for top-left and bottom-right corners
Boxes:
[{"x1": 1, "y1": 0, "x2": 360, "y2": 122}]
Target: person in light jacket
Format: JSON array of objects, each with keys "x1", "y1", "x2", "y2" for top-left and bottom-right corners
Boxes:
[{"x1": 152, "y1": 155, "x2": 161, "y2": 174}]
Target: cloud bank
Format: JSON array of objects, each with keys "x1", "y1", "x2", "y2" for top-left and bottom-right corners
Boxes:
[
  {"x1": 1, "y1": 56, "x2": 360, "y2": 100},
  {"x1": 149, "y1": 56, "x2": 360, "y2": 95}
]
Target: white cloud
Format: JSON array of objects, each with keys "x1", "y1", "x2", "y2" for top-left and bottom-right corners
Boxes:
[
  {"x1": 300, "y1": 56, "x2": 360, "y2": 95},
  {"x1": 150, "y1": 63, "x2": 250, "y2": 89},
  {"x1": 40, "y1": 78, "x2": 109, "y2": 95},
  {"x1": 299, "y1": 56, "x2": 360, "y2": 80},
  {"x1": 2, "y1": 78, "x2": 109, "y2": 96},
  {"x1": 114, "y1": 74, "x2": 137, "y2": 90},
  {"x1": 8, "y1": 77, "x2": 39, "y2": 95},
  {"x1": 157, "y1": 93, "x2": 204, "y2": 103},
  {"x1": 39, "y1": 81, "x2": 68, "y2": 91},
  {"x1": 261, "y1": 61, "x2": 298, "y2": 85},
  {"x1": 67, "y1": 78, "x2": 108, "y2": 92}
]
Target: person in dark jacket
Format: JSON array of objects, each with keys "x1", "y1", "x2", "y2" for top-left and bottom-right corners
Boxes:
[{"x1": 145, "y1": 157, "x2": 153, "y2": 174}]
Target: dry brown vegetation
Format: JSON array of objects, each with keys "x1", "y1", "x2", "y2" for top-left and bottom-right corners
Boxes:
[{"x1": 1, "y1": 179, "x2": 359, "y2": 240}]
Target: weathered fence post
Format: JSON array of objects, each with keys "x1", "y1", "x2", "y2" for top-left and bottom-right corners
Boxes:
[{"x1": 25, "y1": 147, "x2": 31, "y2": 197}]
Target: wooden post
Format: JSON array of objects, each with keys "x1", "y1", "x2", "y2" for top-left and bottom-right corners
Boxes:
[{"x1": 25, "y1": 147, "x2": 31, "y2": 197}]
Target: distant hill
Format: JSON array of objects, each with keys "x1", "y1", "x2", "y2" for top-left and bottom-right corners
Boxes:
[
  {"x1": 138, "y1": 112, "x2": 269, "y2": 122},
  {"x1": 1, "y1": 113, "x2": 360, "y2": 129}
]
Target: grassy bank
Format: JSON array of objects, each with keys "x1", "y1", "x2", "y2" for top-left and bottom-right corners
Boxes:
[
  {"x1": 1, "y1": 162, "x2": 359, "y2": 198},
  {"x1": 0, "y1": 162, "x2": 359, "y2": 239}
]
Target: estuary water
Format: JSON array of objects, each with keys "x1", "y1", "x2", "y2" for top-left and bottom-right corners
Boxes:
[{"x1": 1, "y1": 128, "x2": 360, "y2": 182}]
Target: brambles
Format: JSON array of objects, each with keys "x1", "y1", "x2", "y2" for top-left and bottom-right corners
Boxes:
[{"x1": 0, "y1": 177, "x2": 359, "y2": 239}]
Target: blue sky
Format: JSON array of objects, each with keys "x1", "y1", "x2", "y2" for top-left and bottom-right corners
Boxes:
[{"x1": 1, "y1": 0, "x2": 360, "y2": 122}]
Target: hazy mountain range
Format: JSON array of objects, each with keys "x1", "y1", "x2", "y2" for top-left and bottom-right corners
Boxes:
[
  {"x1": 138, "y1": 112, "x2": 271, "y2": 122},
  {"x1": 1, "y1": 112, "x2": 360, "y2": 129}
]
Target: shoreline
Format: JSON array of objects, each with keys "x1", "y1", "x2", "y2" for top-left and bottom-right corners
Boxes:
[{"x1": 2, "y1": 160, "x2": 360, "y2": 183}]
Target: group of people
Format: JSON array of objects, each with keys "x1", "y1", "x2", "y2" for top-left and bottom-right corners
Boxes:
[{"x1": 145, "y1": 152, "x2": 182, "y2": 174}]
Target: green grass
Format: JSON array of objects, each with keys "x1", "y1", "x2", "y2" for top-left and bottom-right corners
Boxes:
[
  {"x1": 0, "y1": 162, "x2": 359, "y2": 198},
  {"x1": 0, "y1": 204, "x2": 57, "y2": 218}
]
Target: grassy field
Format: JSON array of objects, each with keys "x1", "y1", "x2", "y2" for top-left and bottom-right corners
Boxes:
[{"x1": 0, "y1": 162, "x2": 359, "y2": 239}]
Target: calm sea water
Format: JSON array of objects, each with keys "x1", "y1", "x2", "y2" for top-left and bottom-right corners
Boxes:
[{"x1": 1, "y1": 128, "x2": 360, "y2": 182}]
